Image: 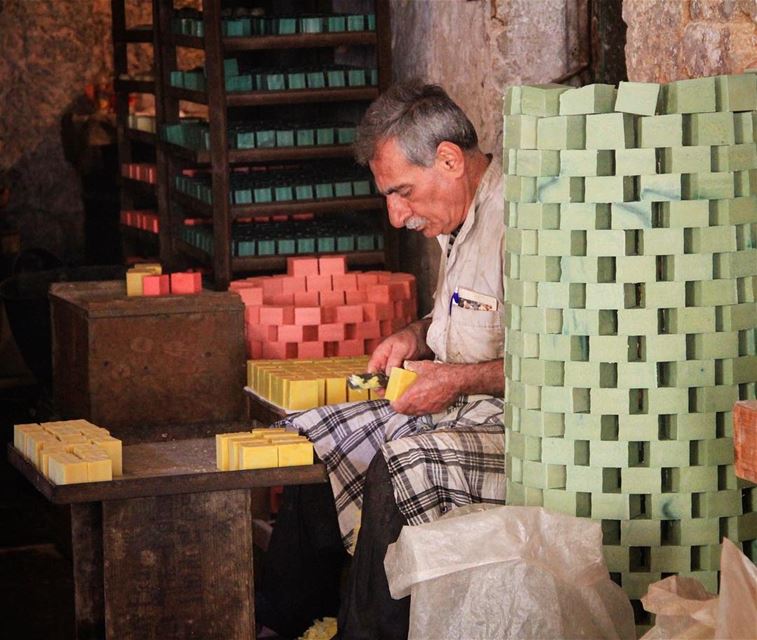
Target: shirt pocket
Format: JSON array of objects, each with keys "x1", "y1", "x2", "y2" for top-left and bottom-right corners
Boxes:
[{"x1": 445, "y1": 305, "x2": 504, "y2": 363}]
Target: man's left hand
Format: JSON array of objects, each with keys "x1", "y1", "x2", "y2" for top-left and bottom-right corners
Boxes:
[{"x1": 388, "y1": 360, "x2": 460, "y2": 415}]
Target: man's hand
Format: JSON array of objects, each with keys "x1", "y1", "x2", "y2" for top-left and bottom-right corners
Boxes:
[
  {"x1": 390, "y1": 359, "x2": 505, "y2": 416},
  {"x1": 367, "y1": 319, "x2": 433, "y2": 375}
]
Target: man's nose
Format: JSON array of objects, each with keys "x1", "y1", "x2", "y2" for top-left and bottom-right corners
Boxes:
[{"x1": 386, "y1": 194, "x2": 410, "y2": 228}]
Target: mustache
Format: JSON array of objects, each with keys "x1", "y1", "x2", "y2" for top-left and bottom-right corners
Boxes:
[{"x1": 404, "y1": 216, "x2": 427, "y2": 230}]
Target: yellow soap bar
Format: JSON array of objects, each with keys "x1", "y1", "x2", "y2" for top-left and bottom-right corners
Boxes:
[
  {"x1": 13, "y1": 423, "x2": 41, "y2": 453},
  {"x1": 237, "y1": 441, "x2": 278, "y2": 470},
  {"x1": 251, "y1": 428, "x2": 287, "y2": 436},
  {"x1": 215, "y1": 432, "x2": 255, "y2": 470},
  {"x1": 88, "y1": 435, "x2": 123, "y2": 476},
  {"x1": 348, "y1": 387, "x2": 370, "y2": 402},
  {"x1": 133, "y1": 262, "x2": 162, "y2": 275},
  {"x1": 229, "y1": 437, "x2": 264, "y2": 470},
  {"x1": 40, "y1": 446, "x2": 68, "y2": 478},
  {"x1": 76, "y1": 452, "x2": 113, "y2": 482},
  {"x1": 384, "y1": 367, "x2": 418, "y2": 402},
  {"x1": 278, "y1": 442, "x2": 314, "y2": 467},
  {"x1": 126, "y1": 270, "x2": 148, "y2": 296},
  {"x1": 286, "y1": 379, "x2": 320, "y2": 410},
  {"x1": 48, "y1": 452, "x2": 89, "y2": 485},
  {"x1": 25, "y1": 431, "x2": 58, "y2": 462}
]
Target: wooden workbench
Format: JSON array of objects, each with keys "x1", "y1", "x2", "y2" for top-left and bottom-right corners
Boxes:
[{"x1": 8, "y1": 437, "x2": 327, "y2": 640}]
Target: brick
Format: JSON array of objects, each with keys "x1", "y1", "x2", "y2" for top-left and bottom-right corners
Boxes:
[
  {"x1": 586, "y1": 113, "x2": 636, "y2": 149},
  {"x1": 259, "y1": 305, "x2": 295, "y2": 325},
  {"x1": 280, "y1": 276, "x2": 307, "y2": 294},
  {"x1": 615, "y1": 148, "x2": 657, "y2": 176},
  {"x1": 639, "y1": 114, "x2": 683, "y2": 148},
  {"x1": 536, "y1": 115, "x2": 586, "y2": 150},
  {"x1": 558, "y1": 83, "x2": 616, "y2": 115},
  {"x1": 646, "y1": 387, "x2": 689, "y2": 414},
  {"x1": 615, "y1": 81, "x2": 661, "y2": 116},
  {"x1": 170, "y1": 272, "x2": 203, "y2": 295},
  {"x1": 513, "y1": 149, "x2": 562, "y2": 176},
  {"x1": 320, "y1": 291, "x2": 346, "y2": 307},
  {"x1": 559, "y1": 149, "x2": 613, "y2": 177},
  {"x1": 640, "y1": 174, "x2": 682, "y2": 201},
  {"x1": 278, "y1": 324, "x2": 318, "y2": 342},
  {"x1": 617, "y1": 415, "x2": 660, "y2": 441},
  {"x1": 663, "y1": 76, "x2": 717, "y2": 114},
  {"x1": 585, "y1": 176, "x2": 634, "y2": 203}
]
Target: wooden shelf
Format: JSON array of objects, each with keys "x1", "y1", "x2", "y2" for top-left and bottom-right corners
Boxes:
[
  {"x1": 172, "y1": 31, "x2": 376, "y2": 51},
  {"x1": 126, "y1": 128, "x2": 157, "y2": 145},
  {"x1": 115, "y1": 78, "x2": 155, "y2": 94},
  {"x1": 120, "y1": 177, "x2": 157, "y2": 198},
  {"x1": 120, "y1": 28, "x2": 154, "y2": 43},
  {"x1": 164, "y1": 142, "x2": 356, "y2": 165},
  {"x1": 166, "y1": 85, "x2": 378, "y2": 107}
]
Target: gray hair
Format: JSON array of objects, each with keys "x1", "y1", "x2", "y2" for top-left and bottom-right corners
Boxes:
[{"x1": 354, "y1": 81, "x2": 478, "y2": 167}]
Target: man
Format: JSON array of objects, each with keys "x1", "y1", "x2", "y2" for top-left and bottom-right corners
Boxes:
[{"x1": 260, "y1": 81, "x2": 506, "y2": 639}]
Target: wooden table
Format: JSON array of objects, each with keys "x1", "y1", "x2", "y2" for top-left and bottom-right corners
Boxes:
[{"x1": 8, "y1": 438, "x2": 327, "y2": 640}]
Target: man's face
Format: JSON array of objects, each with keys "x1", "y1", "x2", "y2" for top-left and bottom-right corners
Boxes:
[{"x1": 369, "y1": 138, "x2": 465, "y2": 238}]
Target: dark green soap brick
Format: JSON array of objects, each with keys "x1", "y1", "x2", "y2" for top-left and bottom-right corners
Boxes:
[
  {"x1": 334, "y1": 181, "x2": 352, "y2": 197},
  {"x1": 366, "y1": 14, "x2": 376, "y2": 30},
  {"x1": 256, "y1": 130, "x2": 276, "y2": 148},
  {"x1": 276, "y1": 130, "x2": 295, "y2": 147},
  {"x1": 236, "y1": 131, "x2": 256, "y2": 149},
  {"x1": 376, "y1": 234, "x2": 384, "y2": 249},
  {"x1": 357, "y1": 235, "x2": 375, "y2": 250},
  {"x1": 327, "y1": 16, "x2": 346, "y2": 32},
  {"x1": 300, "y1": 16, "x2": 323, "y2": 33},
  {"x1": 306, "y1": 71, "x2": 325, "y2": 89},
  {"x1": 316, "y1": 127, "x2": 335, "y2": 145},
  {"x1": 297, "y1": 238, "x2": 316, "y2": 254},
  {"x1": 352, "y1": 179, "x2": 371, "y2": 196},
  {"x1": 295, "y1": 184, "x2": 314, "y2": 200},
  {"x1": 237, "y1": 240, "x2": 255, "y2": 257},
  {"x1": 317, "y1": 237, "x2": 336, "y2": 252},
  {"x1": 337, "y1": 127, "x2": 356, "y2": 144},
  {"x1": 347, "y1": 69, "x2": 366, "y2": 86},
  {"x1": 287, "y1": 72, "x2": 306, "y2": 90},
  {"x1": 327, "y1": 69, "x2": 346, "y2": 87},
  {"x1": 315, "y1": 183, "x2": 334, "y2": 198},
  {"x1": 253, "y1": 187, "x2": 273, "y2": 203},
  {"x1": 274, "y1": 186, "x2": 294, "y2": 201},
  {"x1": 347, "y1": 14, "x2": 365, "y2": 31},
  {"x1": 170, "y1": 70, "x2": 184, "y2": 88},
  {"x1": 277, "y1": 239, "x2": 296, "y2": 255},
  {"x1": 337, "y1": 235, "x2": 355, "y2": 251},
  {"x1": 224, "y1": 58, "x2": 239, "y2": 77},
  {"x1": 297, "y1": 128, "x2": 315, "y2": 146},
  {"x1": 264, "y1": 73, "x2": 286, "y2": 91},
  {"x1": 277, "y1": 17, "x2": 297, "y2": 34},
  {"x1": 258, "y1": 239, "x2": 276, "y2": 255},
  {"x1": 234, "y1": 188, "x2": 253, "y2": 204}
]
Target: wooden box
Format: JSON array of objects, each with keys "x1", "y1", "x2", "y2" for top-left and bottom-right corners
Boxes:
[{"x1": 51, "y1": 281, "x2": 245, "y2": 442}]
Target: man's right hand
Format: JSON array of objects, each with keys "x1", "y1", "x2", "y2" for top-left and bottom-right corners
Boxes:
[{"x1": 367, "y1": 319, "x2": 432, "y2": 375}]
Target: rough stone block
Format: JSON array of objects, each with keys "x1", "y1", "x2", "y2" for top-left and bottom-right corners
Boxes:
[
  {"x1": 640, "y1": 173, "x2": 682, "y2": 201},
  {"x1": 616, "y1": 81, "x2": 662, "y2": 116},
  {"x1": 559, "y1": 83, "x2": 617, "y2": 115},
  {"x1": 586, "y1": 113, "x2": 636, "y2": 149},
  {"x1": 536, "y1": 115, "x2": 586, "y2": 150},
  {"x1": 559, "y1": 149, "x2": 614, "y2": 176},
  {"x1": 639, "y1": 114, "x2": 684, "y2": 148},
  {"x1": 664, "y1": 76, "x2": 717, "y2": 114},
  {"x1": 660, "y1": 145, "x2": 711, "y2": 174},
  {"x1": 584, "y1": 176, "x2": 635, "y2": 203},
  {"x1": 616, "y1": 148, "x2": 657, "y2": 176}
]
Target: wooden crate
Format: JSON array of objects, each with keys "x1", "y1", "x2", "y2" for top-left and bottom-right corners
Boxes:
[{"x1": 51, "y1": 281, "x2": 245, "y2": 442}]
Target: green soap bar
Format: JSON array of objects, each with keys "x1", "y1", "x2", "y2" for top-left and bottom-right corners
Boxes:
[
  {"x1": 710, "y1": 196, "x2": 757, "y2": 225},
  {"x1": 559, "y1": 83, "x2": 617, "y2": 115},
  {"x1": 648, "y1": 492, "x2": 692, "y2": 519},
  {"x1": 650, "y1": 546, "x2": 692, "y2": 573},
  {"x1": 720, "y1": 303, "x2": 757, "y2": 332},
  {"x1": 505, "y1": 175, "x2": 536, "y2": 203},
  {"x1": 316, "y1": 127, "x2": 335, "y2": 145},
  {"x1": 536, "y1": 115, "x2": 586, "y2": 150},
  {"x1": 670, "y1": 253, "x2": 713, "y2": 280},
  {"x1": 296, "y1": 128, "x2": 315, "y2": 146},
  {"x1": 712, "y1": 143, "x2": 757, "y2": 171},
  {"x1": 683, "y1": 171, "x2": 735, "y2": 200},
  {"x1": 277, "y1": 239, "x2": 295, "y2": 255},
  {"x1": 644, "y1": 333, "x2": 686, "y2": 360},
  {"x1": 234, "y1": 188, "x2": 252, "y2": 204},
  {"x1": 537, "y1": 333, "x2": 574, "y2": 361},
  {"x1": 639, "y1": 113, "x2": 684, "y2": 148},
  {"x1": 518, "y1": 307, "x2": 563, "y2": 335},
  {"x1": 503, "y1": 115, "x2": 538, "y2": 150},
  {"x1": 611, "y1": 201, "x2": 653, "y2": 229},
  {"x1": 734, "y1": 167, "x2": 757, "y2": 196},
  {"x1": 562, "y1": 309, "x2": 606, "y2": 335},
  {"x1": 733, "y1": 111, "x2": 756, "y2": 144},
  {"x1": 616, "y1": 414, "x2": 660, "y2": 441},
  {"x1": 562, "y1": 412, "x2": 602, "y2": 443},
  {"x1": 264, "y1": 73, "x2": 286, "y2": 91},
  {"x1": 641, "y1": 227, "x2": 685, "y2": 255},
  {"x1": 318, "y1": 237, "x2": 336, "y2": 252},
  {"x1": 237, "y1": 240, "x2": 255, "y2": 257},
  {"x1": 294, "y1": 184, "x2": 314, "y2": 200},
  {"x1": 590, "y1": 493, "x2": 630, "y2": 520},
  {"x1": 663, "y1": 76, "x2": 717, "y2": 113},
  {"x1": 522, "y1": 460, "x2": 566, "y2": 490},
  {"x1": 690, "y1": 279, "x2": 738, "y2": 306},
  {"x1": 617, "y1": 308, "x2": 658, "y2": 336},
  {"x1": 716, "y1": 248, "x2": 757, "y2": 278},
  {"x1": 542, "y1": 490, "x2": 590, "y2": 517},
  {"x1": 564, "y1": 465, "x2": 608, "y2": 493},
  {"x1": 589, "y1": 440, "x2": 630, "y2": 467},
  {"x1": 334, "y1": 181, "x2": 352, "y2": 197},
  {"x1": 287, "y1": 72, "x2": 306, "y2": 90},
  {"x1": 297, "y1": 238, "x2": 316, "y2": 254},
  {"x1": 326, "y1": 69, "x2": 346, "y2": 87},
  {"x1": 584, "y1": 175, "x2": 634, "y2": 203},
  {"x1": 704, "y1": 487, "x2": 742, "y2": 517},
  {"x1": 276, "y1": 17, "x2": 297, "y2": 34},
  {"x1": 660, "y1": 145, "x2": 711, "y2": 173},
  {"x1": 515, "y1": 150, "x2": 560, "y2": 176},
  {"x1": 621, "y1": 574, "x2": 663, "y2": 600},
  {"x1": 347, "y1": 14, "x2": 365, "y2": 30},
  {"x1": 223, "y1": 58, "x2": 239, "y2": 77},
  {"x1": 559, "y1": 150, "x2": 613, "y2": 177},
  {"x1": 256, "y1": 130, "x2": 276, "y2": 148},
  {"x1": 586, "y1": 113, "x2": 635, "y2": 149},
  {"x1": 327, "y1": 15, "x2": 347, "y2": 32},
  {"x1": 715, "y1": 73, "x2": 757, "y2": 111},
  {"x1": 274, "y1": 185, "x2": 293, "y2": 201},
  {"x1": 697, "y1": 386, "x2": 739, "y2": 414},
  {"x1": 536, "y1": 176, "x2": 584, "y2": 203},
  {"x1": 276, "y1": 130, "x2": 295, "y2": 147},
  {"x1": 520, "y1": 359, "x2": 563, "y2": 386},
  {"x1": 257, "y1": 239, "x2": 275, "y2": 256},
  {"x1": 515, "y1": 202, "x2": 560, "y2": 230},
  {"x1": 504, "y1": 86, "x2": 523, "y2": 116},
  {"x1": 660, "y1": 199, "x2": 710, "y2": 227},
  {"x1": 306, "y1": 71, "x2": 325, "y2": 88},
  {"x1": 616, "y1": 361, "x2": 658, "y2": 388},
  {"x1": 585, "y1": 229, "x2": 626, "y2": 256},
  {"x1": 615, "y1": 81, "x2": 661, "y2": 116},
  {"x1": 620, "y1": 520, "x2": 661, "y2": 546},
  {"x1": 615, "y1": 148, "x2": 657, "y2": 176},
  {"x1": 604, "y1": 546, "x2": 630, "y2": 573},
  {"x1": 644, "y1": 281, "x2": 686, "y2": 308},
  {"x1": 588, "y1": 335, "x2": 631, "y2": 362},
  {"x1": 519, "y1": 84, "x2": 569, "y2": 117},
  {"x1": 669, "y1": 306, "x2": 717, "y2": 333},
  {"x1": 253, "y1": 187, "x2": 273, "y2": 203},
  {"x1": 356, "y1": 234, "x2": 375, "y2": 250},
  {"x1": 236, "y1": 131, "x2": 256, "y2": 149},
  {"x1": 559, "y1": 202, "x2": 610, "y2": 230},
  {"x1": 687, "y1": 112, "x2": 736, "y2": 146},
  {"x1": 337, "y1": 126, "x2": 356, "y2": 144},
  {"x1": 648, "y1": 440, "x2": 690, "y2": 467},
  {"x1": 519, "y1": 255, "x2": 561, "y2": 281},
  {"x1": 347, "y1": 69, "x2": 367, "y2": 87},
  {"x1": 170, "y1": 70, "x2": 184, "y2": 88},
  {"x1": 690, "y1": 224, "x2": 737, "y2": 252},
  {"x1": 536, "y1": 281, "x2": 584, "y2": 309},
  {"x1": 585, "y1": 283, "x2": 625, "y2": 309},
  {"x1": 336, "y1": 235, "x2": 355, "y2": 251},
  {"x1": 640, "y1": 173, "x2": 682, "y2": 201},
  {"x1": 300, "y1": 16, "x2": 323, "y2": 33},
  {"x1": 352, "y1": 179, "x2": 371, "y2": 196},
  {"x1": 679, "y1": 519, "x2": 720, "y2": 546}
]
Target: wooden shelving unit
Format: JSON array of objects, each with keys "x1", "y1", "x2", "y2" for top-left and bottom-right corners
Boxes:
[{"x1": 150, "y1": 0, "x2": 393, "y2": 289}]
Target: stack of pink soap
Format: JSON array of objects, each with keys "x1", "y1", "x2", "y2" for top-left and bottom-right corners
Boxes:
[
  {"x1": 230, "y1": 256, "x2": 417, "y2": 359},
  {"x1": 121, "y1": 163, "x2": 156, "y2": 184},
  {"x1": 120, "y1": 210, "x2": 159, "y2": 233}
]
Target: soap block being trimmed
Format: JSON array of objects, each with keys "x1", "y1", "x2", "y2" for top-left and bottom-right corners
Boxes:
[
  {"x1": 170, "y1": 272, "x2": 202, "y2": 295},
  {"x1": 615, "y1": 81, "x2": 661, "y2": 116},
  {"x1": 48, "y1": 452, "x2": 89, "y2": 485},
  {"x1": 278, "y1": 441, "x2": 314, "y2": 467},
  {"x1": 558, "y1": 83, "x2": 617, "y2": 115},
  {"x1": 384, "y1": 367, "x2": 418, "y2": 402}
]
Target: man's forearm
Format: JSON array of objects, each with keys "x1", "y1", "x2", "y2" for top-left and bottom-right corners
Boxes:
[{"x1": 441, "y1": 359, "x2": 505, "y2": 397}]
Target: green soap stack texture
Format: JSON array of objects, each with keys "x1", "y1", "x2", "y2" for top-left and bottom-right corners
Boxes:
[{"x1": 503, "y1": 72, "x2": 757, "y2": 632}]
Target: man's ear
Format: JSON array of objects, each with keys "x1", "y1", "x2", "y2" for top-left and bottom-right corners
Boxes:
[{"x1": 434, "y1": 141, "x2": 465, "y2": 177}]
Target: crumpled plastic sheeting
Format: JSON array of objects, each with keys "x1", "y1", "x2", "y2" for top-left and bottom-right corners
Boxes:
[
  {"x1": 641, "y1": 538, "x2": 757, "y2": 640},
  {"x1": 384, "y1": 504, "x2": 636, "y2": 640}
]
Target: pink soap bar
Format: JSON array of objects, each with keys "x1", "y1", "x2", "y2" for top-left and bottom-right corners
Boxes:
[
  {"x1": 287, "y1": 257, "x2": 320, "y2": 277},
  {"x1": 142, "y1": 274, "x2": 170, "y2": 296},
  {"x1": 170, "y1": 272, "x2": 202, "y2": 295},
  {"x1": 318, "y1": 255, "x2": 347, "y2": 275}
]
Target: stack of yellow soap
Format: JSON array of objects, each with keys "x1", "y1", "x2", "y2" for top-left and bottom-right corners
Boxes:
[
  {"x1": 216, "y1": 427, "x2": 314, "y2": 471},
  {"x1": 247, "y1": 356, "x2": 377, "y2": 410},
  {"x1": 13, "y1": 419, "x2": 123, "y2": 484},
  {"x1": 126, "y1": 262, "x2": 162, "y2": 296}
]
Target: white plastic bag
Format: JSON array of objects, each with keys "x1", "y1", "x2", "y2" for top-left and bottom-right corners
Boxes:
[
  {"x1": 640, "y1": 538, "x2": 757, "y2": 640},
  {"x1": 384, "y1": 504, "x2": 635, "y2": 640}
]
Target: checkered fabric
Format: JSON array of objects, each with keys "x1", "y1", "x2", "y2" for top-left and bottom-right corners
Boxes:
[{"x1": 276, "y1": 396, "x2": 506, "y2": 551}]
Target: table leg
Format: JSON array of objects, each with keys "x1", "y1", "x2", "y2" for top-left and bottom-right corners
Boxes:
[
  {"x1": 70, "y1": 502, "x2": 106, "y2": 640},
  {"x1": 101, "y1": 489, "x2": 254, "y2": 639}
]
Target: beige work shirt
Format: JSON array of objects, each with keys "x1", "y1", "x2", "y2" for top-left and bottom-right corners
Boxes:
[{"x1": 426, "y1": 157, "x2": 505, "y2": 364}]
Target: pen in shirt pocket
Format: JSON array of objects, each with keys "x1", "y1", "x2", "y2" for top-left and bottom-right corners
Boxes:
[{"x1": 448, "y1": 287, "x2": 460, "y2": 315}]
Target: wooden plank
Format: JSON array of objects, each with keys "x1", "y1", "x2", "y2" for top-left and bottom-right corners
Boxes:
[
  {"x1": 7, "y1": 438, "x2": 328, "y2": 505},
  {"x1": 71, "y1": 503, "x2": 105, "y2": 640},
  {"x1": 102, "y1": 490, "x2": 254, "y2": 639},
  {"x1": 171, "y1": 31, "x2": 376, "y2": 51}
]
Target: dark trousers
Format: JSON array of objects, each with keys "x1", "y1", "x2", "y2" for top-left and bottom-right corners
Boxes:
[{"x1": 260, "y1": 453, "x2": 410, "y2": 640}]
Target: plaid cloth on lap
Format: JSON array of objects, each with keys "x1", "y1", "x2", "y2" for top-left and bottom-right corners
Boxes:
[{"x1": 275, "y1": 395, "x2": 506, "y2": 551}]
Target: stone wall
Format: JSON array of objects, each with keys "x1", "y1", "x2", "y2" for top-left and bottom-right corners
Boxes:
[
  {"x1": 624, "y1": 0, "x2": 757, "y2": 82},
  {"x1": 390, "y1": 0, "x2": 589, "y2": 313}
]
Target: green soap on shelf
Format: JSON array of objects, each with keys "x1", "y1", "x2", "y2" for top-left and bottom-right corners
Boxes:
[
  {"x1": 615, "y1": 148, "x2": 656, "y2": 176},
  {"x1": 316, "y1": 126, "x2": 335, "y2": 145},
  {"x1": 253, "y1": 186, "x2": 273, "y2": 203},
  {"x1": 348, "y1": 68, "x2": 369, "y2": 86},
  {"x1": 585, "y1": 112, "x2": 635, "y2": 149},
  {"x1": 663, "y1": 76, "x2": 717, "y2": 113},
  {"x1": 257, "y1": 239, "x2": 276, "y2": 255},
  {"x1": 295, "y1": 184, "x2": 314, "y2": 200},
  {"x1": 300, "y1": 16, "x2": 323, "y2": 33},
  {"x1": 226, "y1": 75, "x2": 253, "y2": 92},
  {"x1": 615, "y1": 81, "x2": 661, "y2": 116},
  {"x1": 276, "y1": 17, "x2": 297, "y2": 34},
  {"x1": 334, "y1": 181, "x2": 352, "y2": 197},
  {"x1": 558, "y1": 83, "x2": 617, "y2": 115},
  {"x1": 315, "y1": 182, "x2": 334, "y2": 198},
  {"x1": 287, "y1": 72, "x2": 306, "y2": 90},
  {"x1": 237, "y1": 240, "x2": 255, "y2": 257},
  {"x1": 297, "y1": 238, "x2": 316, "y2": 254},
  {"x1": 296, "y1": 127, "x2": 315, "y2": 146},
  {"x1": 264, "y1": 73, "x2": 286, "y2": 91},
  {"x1": 256, "y1": 129, "x2": 276, "y2": 148},
  {"x1": 327, "y1": 15, "x2": 346, "y2": 32},
  {"x1": 337, "y1": 126, "x2": 356, "y2": 144},
  {"x1": 366, "y1": 14, "x2": 376, "y2": 30},
  {"x1": 185, "y1": 72, "x2": 205, "y2": 91},
  {"x1": 224, "y1": 58, "x2": 239, "y2": 77},
  {"x1": 368, "y1": 69, "x2": 379, "y2": 86},
  {"x1": 716, "y1": 73, "x2": 757, "y2": 111},
  {"x1": 306, "y1": 71, "x2": 325, "y2": 89},
  {"x1": 347, "y1": 14, "x2": 365, "y2": 30},
  {"x1": 276, "y1": 129, "x2": 295, "y2": 147},
  {"x1": 274, "y1": 185, "x2": 294, "y2": 201},
  {"x1": 317, "y1": 236, "x2": 336, "y2": 252},
  {"x1": 337, "y1": 235, "x2": 355, "y2": 251},
  {"x1": 170, "y1": 70, "x2": 184, "y2": 88},
  {"x1": 234, "y1": 188, "x2": 253, "y2": 204},
  {"x1": 277, "y1": 239, "x2": 296, "y2": 255},
  {"x1": 352, "y1": 179, "x2": 371, "y2": 196},
  {"x1": 326, "y1": 69, "x2": 346, "y2": 87},
  {"x1": 357, "y1": 234, "x2": 375, "y2": 250}
]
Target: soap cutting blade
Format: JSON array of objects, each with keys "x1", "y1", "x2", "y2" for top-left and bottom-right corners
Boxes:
[{"x1": 347, "y1": 372, "x2": 388, "y2": 390}]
